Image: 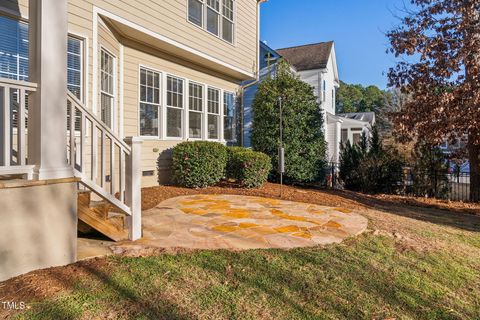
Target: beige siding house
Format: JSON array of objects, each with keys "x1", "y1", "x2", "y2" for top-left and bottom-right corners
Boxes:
[
  {"x1": 1, "y1": 0, "x2": 261, "y2": 186},
  {"x1": 0, "y1": 0, "x2": 264, "y2": 280}
]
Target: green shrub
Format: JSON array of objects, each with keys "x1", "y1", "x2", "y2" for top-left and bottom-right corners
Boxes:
[
  {"x1": 226, "y1": 146, "x2": 246, "y2": 178},
  {"x1": 171, "y1": 141, "x2": 227, "y2": 188},
  {"x1": 228, "y1": 148, "x2": 272, "y2": 188},
  {"x1": 339, "y1": 127, "x2": 404, "y2": 194}
]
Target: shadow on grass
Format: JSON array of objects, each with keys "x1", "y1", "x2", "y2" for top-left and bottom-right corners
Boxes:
[
  {"x1": 189, "y1": 238, "x2": 475, "y2": 319},
  {"x1": 10, "y1": 260, "x2": 191, "y2": 320}
]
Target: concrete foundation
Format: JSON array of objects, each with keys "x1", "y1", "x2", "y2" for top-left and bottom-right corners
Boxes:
[{"x1": 0, "y1": 179, "x2": 77, "y2": 281}]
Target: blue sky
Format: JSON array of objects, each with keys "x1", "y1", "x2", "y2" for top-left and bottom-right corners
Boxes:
[{"x1": 260, "y1": 0, "x2": 408, "y2": 89}]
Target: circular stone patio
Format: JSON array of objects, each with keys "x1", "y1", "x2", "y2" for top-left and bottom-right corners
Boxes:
[{"x1": 134, "y1": 194, "x2": 368, "y2": 250}]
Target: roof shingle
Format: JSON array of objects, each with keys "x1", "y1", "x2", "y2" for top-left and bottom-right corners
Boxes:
[{"x1": 276, "y1": 41, "x2": 334, "y2": 71}]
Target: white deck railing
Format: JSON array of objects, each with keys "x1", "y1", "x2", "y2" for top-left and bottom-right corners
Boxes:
[
  {"x1": 67, "y1": 91, "x2": 142, "y2": 240},
  {"x1": 0, "y1": 79, "x2": 37, "y2": 179}
]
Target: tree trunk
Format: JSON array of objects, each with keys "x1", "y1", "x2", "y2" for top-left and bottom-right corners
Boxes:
[{"x1": 468, "y1": 141, "x2": 480, "y2": 202}]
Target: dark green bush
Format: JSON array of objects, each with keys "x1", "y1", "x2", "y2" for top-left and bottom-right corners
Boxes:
[
  {"x1": 228, "y1": 148, "x2": 272, "y2": 188},
  {"x1": 226, "y1": 146, "x2": 246, "y2": 178},
  {"x1": 171, "y1": 141, "x2": 227, "y2": 188},
  {"x1": 251, "y1": 59, "x2": 327, "y2": 183},
  {"x1": 339, "y1": 127, "x2": 404, "y2": 194}
]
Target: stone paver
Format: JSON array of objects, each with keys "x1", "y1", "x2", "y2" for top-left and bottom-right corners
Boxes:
[{"x1": 130, "y1": 194, "x2": 368, "y2": 250}]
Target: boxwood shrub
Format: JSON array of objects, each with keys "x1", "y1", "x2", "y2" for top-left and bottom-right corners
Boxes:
[
  {"x1": 228, "y1": 148, "x2": 272, "y2": 188},
  {"x1": 171, "y1": 141, "x2": 228, "y2": 188}
]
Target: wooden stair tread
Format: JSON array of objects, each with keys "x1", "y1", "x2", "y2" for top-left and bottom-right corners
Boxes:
[{"x1": 77, "y1": 193, "x2": 128, "y2": 242}]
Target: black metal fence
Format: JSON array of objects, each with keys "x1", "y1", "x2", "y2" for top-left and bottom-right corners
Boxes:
[{"x1": 324, "y1": 163, "x2": 478, "y2": 203}]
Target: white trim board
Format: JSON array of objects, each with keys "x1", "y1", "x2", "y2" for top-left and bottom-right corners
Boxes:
[{"x1": 91, "y1": 6, "x2": 253, "y2": 88}]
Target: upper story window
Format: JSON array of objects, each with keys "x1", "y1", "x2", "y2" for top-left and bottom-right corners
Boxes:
[
  {"x1": 188, "y1": 0, "x2": 235, "y2": 44},
  {"x1": 221, "y1": 0, "x2": 234, "y2": 43}
]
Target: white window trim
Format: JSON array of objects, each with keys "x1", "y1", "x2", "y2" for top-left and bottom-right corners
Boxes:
[
  {"x1": 187, "y1": 80, "x2": 205, "y2": 140},
  {"x1": 223, "y1": 91, "x2": 236, "y2": 142},
  {"x1": 206, "y1": 86, "x2": 221, "y2": 141},
  {"x1": 134, "y1": 65, "x2": 231, "y2": 143},
  {"x1": 67, "y1": 32, "x2": 87, "y2": 104},
  {"x1": 99, "y1": 46, "x2": 117, "y2": 131},
  {"x1": 138, "y1": 65, "x2": 162, "y2": 139},
  {"x1": 186, "y1": 0, "x2": 237, "y2": 46},
  {"x1": 165, "y1": 73, "x2": 186, "y2": 140}
]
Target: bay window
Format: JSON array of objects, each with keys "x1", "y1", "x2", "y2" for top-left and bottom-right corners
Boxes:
[
  {"x1": 223, "y1": 92, "x2": 235, "y2": 141},
  {"x1": 166, "y1": 75, "x2": 184, "y2": 138},
  {"x1": 139, "y1": 67, "x2": 160, "y2": 136},
  {"x1": 207, "y1": 87, "x2": 220, "y2": 139},
  {"x1": 189, "y1": 82, "x2": 203, "y2": 139}
]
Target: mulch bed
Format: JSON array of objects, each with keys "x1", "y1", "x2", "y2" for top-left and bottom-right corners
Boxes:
[{"x1": 142, "y1": 182, "x2": 480, "y2": 216}]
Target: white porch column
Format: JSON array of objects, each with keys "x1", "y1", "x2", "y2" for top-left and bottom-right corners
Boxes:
[{"x1": 28, "y1": 0, "x2": 73, "y2": 180}]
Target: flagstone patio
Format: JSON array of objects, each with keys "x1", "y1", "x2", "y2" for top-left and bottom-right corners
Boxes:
[{"x1": 127, "y1": 194, "x2": 368, "y2": 250}]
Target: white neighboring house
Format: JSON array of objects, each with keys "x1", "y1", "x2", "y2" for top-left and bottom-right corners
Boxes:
[{"x1": 242, "y1": 41, "x2": 375, "y2": 163}]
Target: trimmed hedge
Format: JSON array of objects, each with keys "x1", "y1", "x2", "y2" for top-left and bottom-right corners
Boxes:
[
  {"x1": 171, "y1": 141, "x2": 228, "y2": 188},
  {"x1": 227, "y1": 147, "x2": 272, "y2": 188}
]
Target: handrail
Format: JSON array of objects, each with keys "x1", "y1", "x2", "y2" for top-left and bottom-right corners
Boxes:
[
  {"x1": 0, "y1": 79, "x2": 38, "y2": 91},
  {"x1": 66, "y1": 90, "x2": 143, "y2": 241},
  {"x1": 67, "y1": 91, "x2": 131, "y2": 152}
]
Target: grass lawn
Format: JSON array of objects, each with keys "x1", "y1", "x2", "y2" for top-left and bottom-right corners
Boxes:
[{"x1": 2, "y1": 184, "x2": 480, "y2": 319}]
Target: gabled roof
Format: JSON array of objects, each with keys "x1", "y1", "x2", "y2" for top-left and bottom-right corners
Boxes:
[
  {"x1": 276, "y1": 41, "x2": 334, "y2": 71},
  {"x1": 338, "y1": 112, "x2": 376, "y2": 125}
]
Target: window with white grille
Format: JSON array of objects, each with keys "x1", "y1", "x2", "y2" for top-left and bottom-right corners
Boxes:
[
  {"x1": 100, "y1": 49, "x2": 115, "y2": 129},
  {"x1": 139, "y1": 67, "x2": 161, "y2": 137}
]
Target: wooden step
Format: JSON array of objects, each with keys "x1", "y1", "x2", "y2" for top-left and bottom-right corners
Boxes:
[{"x1": 77, "y1": 191, "x2": 128, "y2": 242}]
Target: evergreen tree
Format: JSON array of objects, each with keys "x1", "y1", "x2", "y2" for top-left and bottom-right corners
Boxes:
[{"x1": 251, "y1": 59, "x2": 327, "y2": 183}]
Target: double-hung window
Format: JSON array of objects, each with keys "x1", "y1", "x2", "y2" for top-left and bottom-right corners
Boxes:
[
  {"x1": 100, "y1": 49, "x2": 115, "y2": 129},
  {"x1": 67, "y1": 36, "x2": 83, "y2": 100},
  {"x1": 139, "y1": 68, "x2": 161, "y2": 137},
  {"x1": 207, "y1": 87, "x2": 220, "y2": 139},
  {"x1": 0, "y1": 16, "x2": 28, "y2": 81},
  {"x1": 166, "y1": 75, "x2": 184, "y2": 138},
  {"x1": 223, "y1": 92, "x2": 235, "y2": 141},
  {"x1": 188, "y1": 0, "x2": 235, "y2": 44},
  {"x1": 206, "y1": 0, "x2": 220, "y2": 36},
  {"x1": 322, "y1": 80, "x2": 327, "y2": 102},
  {"x1": 221, "y1": 0, "x2": 234, "y2": 43},
  {"x1": 189, "y1": 82, "x2": 203, "y2": 139},
  {"x1": 188, "y1": 0, "x2": 203, "y2": 27}
]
